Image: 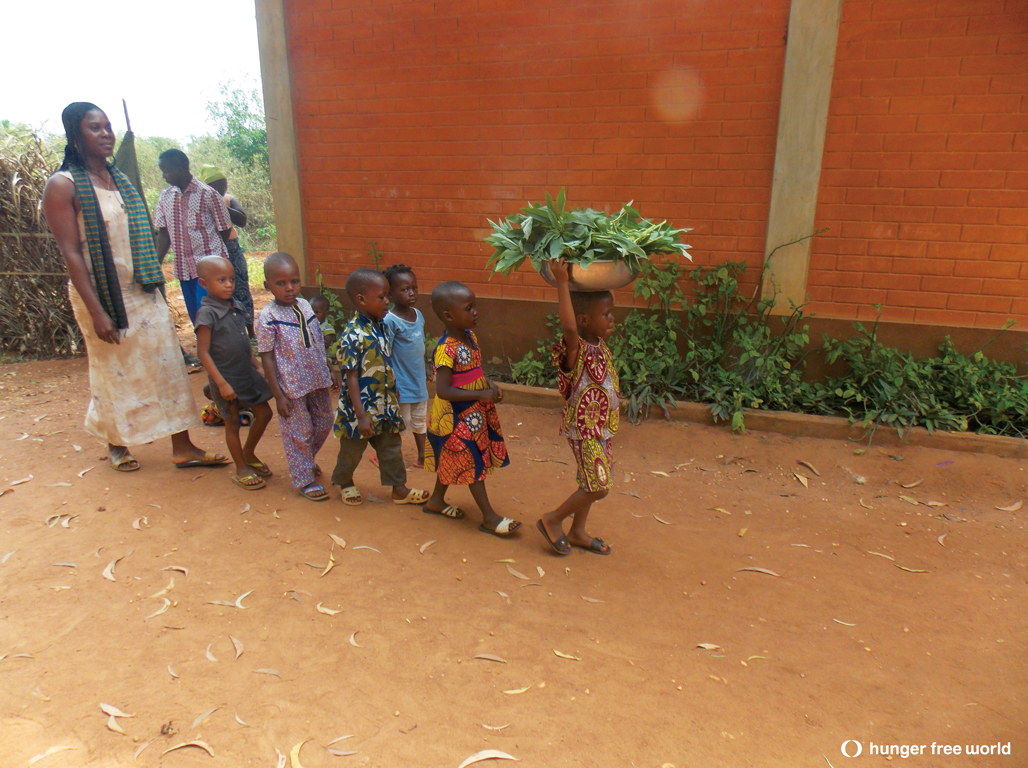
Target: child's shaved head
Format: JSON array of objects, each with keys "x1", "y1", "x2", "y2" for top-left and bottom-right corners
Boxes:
[
  {"x1": 570, "y1": 290, "x2": 613, "y2": 317},
  {"x1": 430, "y1": 280, "x2": 472, "y2": 320},
  {"x1": 310, "y1": 294, "x2": 330, "y2": 312},
  {"x1": 345, "y1": 268, "x2": 388, "y2": 302},
  {"x1": 196, "y1": 255, "x2": 234, "y2": 281},
  {"x1": 263, "y1": 251, "x2": 299, "y2": 279}
]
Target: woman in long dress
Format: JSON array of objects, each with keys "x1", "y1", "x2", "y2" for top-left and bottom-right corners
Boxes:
[{"x1": 42, "y1": 102, "x2": 228, "y2": 471}]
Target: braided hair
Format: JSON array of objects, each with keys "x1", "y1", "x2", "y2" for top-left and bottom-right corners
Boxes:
[{"x1": 59, "y1": 101, "x2": 107, "y2": 171}]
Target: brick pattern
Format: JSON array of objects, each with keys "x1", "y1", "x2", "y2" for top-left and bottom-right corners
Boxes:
[
  {"x1": 287, "y1": 0, "x2": 790, "y2": 304},
  {"x1": 811, "y1": 0, "x2": 1028, "y2": 328}
]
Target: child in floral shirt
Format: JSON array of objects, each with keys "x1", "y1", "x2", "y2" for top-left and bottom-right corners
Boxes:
[
  {"x1": 332, "y1": 268, "x2": 429, "y2": 508},
  {"x1": 536, "y1": 259, "x2": 618, "y2": 556}
]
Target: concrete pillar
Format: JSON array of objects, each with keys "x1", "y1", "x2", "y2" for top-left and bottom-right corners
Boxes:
[
  {"x1": 255, "y1": 0, "x2": 308, "y2": 281},
  {"x1": 761, "y1": 0, "x2": 844, "y2": 312}
]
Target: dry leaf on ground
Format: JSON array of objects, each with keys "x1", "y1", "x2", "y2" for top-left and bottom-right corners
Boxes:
[
  {"x1": 145, "y1": 598, "x2": 171, "y2": 620},
  {"x1": 653, "y1": 515, "x2": 671, "y2": 525},
  {"x1": 28, "y1": 746, "x2": 74, "y2": 765},
  {"x1": 457, "y1": 749, "x2": 518, "y2": 768},
  {"x1": 696, "y1": 643, "x2": 721, "y2": 651},
  {"x1": 900, "y1": 479, "x2": 923, "y2": 489},
  {"x1": 553, "y1": 649, "x2": 581, "y2": 661},
  {"x1": 254, "y1": 668, "x2": 281, "y2": 678},
  {"x1": 503, "y1": 686, "x2": 531, "y2": 695},
  {"x1": 162, "y1": 741, "x2": 215, "y2": 757},
  {"x1": 100, "y1": 703, "x2": 135, "y2": 718},
  {"x1": 317, "y1": 602, "x2": 341, "y2": 616},
  {"x1": 797, "y1": 460, "x2": 820, "y2": 476},
  {"x1": 106, "y1": 715, "x2": 126, "y2": 734},
  {"x1": 482, "y1": 724, "x2": 510, "y2": 731},
  {"x1": 506, "y1": 564, "x2": 530, "y2": 580},
  {"x1": 737, "y1": 567, "x2": 780, "y2": 577},
  {"x1": 580, "y1": 595, "x2": 604, "y2": 603},
  {"x1": 290, "y1": 739, "x2": 309, "y2": 768},
  {"x1": 206, "y1": 644, "x2": 218, "y2": 662},
  {"x1": 896, "y1": 564, "x2": 928, "y2": 573},
  {"x1": 349, "y1": 632, "x2": 361, "y2": 648},
  {"x1": 192, "y1": 708, "x2": 217, "y2": 728},
  {"x1": 793, "y1": 472, "x2": 809, "y2": 489},
  {"x1": 419, "y1": 540, "x2": 437, "y2": 554},
  {"x1": 867, "y1": 551, "x2": 895, "y2": 561},
  {"x1": 996, "y1": 500, "x2": 1023, "y2": 512},
  {"x1": 230, "y1": 636, "x2": 244, "y2": 659},
  {"x1": 328, "y1": 533, "x2": 346, "y2": 548},
  {"x1": 474, "y1": 654, "x2": 506, "y2": 663},
  {"x1": 938, "y1": 534, "x2": 947, "y2": 547}
]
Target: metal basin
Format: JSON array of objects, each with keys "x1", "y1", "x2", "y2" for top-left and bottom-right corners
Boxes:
[{"x1": 538, "y1": 260, "x2": 639, "y2": 292}]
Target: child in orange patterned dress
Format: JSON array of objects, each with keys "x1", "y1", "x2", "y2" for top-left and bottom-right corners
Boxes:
[
  {"x1": 423, "y1": 281, "x2": 519, "y2": 537},
  {"x1": 536, "y1": 259, "x2": 619, "y2": 556}
]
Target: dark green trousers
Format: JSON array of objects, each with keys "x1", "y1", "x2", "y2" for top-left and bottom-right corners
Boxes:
[{"x1": 332, "y1": 430, "x2": 406, "y2": 489}]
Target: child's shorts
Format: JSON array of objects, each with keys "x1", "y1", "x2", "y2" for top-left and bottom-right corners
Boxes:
[
  {"x1": 207, "y1": 376, "x2": 271, "y2": 424},
  {"x1": 399, "y1": 400, "x2": 428, "y2": 435},
  {"x1": 568, "y1": 437, "x2": 614, "y2": 493}
]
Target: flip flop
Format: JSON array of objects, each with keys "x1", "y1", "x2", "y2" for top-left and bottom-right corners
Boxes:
[
  {"x1": 298, "y1": 483, "x2": 329, "y2": 501},
  {"x1": 573, "y1": 537, "x2": 611, "y2": 556},
  {"x1": 392, "y1": 488, "x2": 430, "y2": 505},
  {"x1": 536, "y1": 519, "x2": 571, "y2": 555},
  {"x1": 341, "y1": 486, "x2": 363, "y2": 506},
  {"x1": 479, "y1": 518, "x2": 521, "y2": 537},
  {"x1": 174, "y1": 452, "x2": 231, "y2": 469},
  {"x1": 109, "y1": 449, "x2": 140, "y2": 473},
  {"x1": 232, "y1": 474, "x2": 266, "y2": 491},
  {"x1": 246, "y1": 460, "x2": 272, "y2": 478},
  {"x1": 422, "y1": 503, "x2": 465, "y2": 520}
]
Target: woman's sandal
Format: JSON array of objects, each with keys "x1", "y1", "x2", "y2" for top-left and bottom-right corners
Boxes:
[
  {"x1": 479, "y1": 518, "x2": 521, "y2": 537},
  {"x1": 298, "y1": 483, "x2": 329, "y2": 502},
  {"x1": 422, "y1": 503, "x2": 465, "y2": 520},
  {"x1": 109, "y1": 448, "x2": 140, "y2": 473},
  {"x1": 231, "y1": 474, "x2": 266, "y2": 491},
  {"x1": 341, "y1": 486, "x2": 363, "y2": 506},
  {"x1": 174, "y1": 451, "x2": 231, "y2": 469},
  {"x1": 246, "y1": 460, "x2": 272, "y2": 478},
  {"x1": 392, "y1": 488, "x2": 430, "y2": 505}
]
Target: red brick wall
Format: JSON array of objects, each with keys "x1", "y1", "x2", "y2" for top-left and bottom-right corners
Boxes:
[
  {"x1": 811, "y1": 0, "x2": 1028, "y2": 328},
  {"x1": 287, "y1": 0, "x2": 790, "y2": 303}
]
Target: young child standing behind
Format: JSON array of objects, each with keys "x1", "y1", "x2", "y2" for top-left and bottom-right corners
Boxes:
[
  {"x1": 382, "y1": 265, "x2": 431, "y2": 468},
  {"x1": 310, "y1": 294, "x2": 337, "y2": 360},
  {"x1": 194, "y1": 256, "x2": 274, "y2": 491},
  {"x1": 332, "y1": 268, "x2": 429, "y2": 507},
  {"x1": 423, "y1": 281, "x2": 519, "y2": 537},
  {"x1": 536, "y1": 259, "x2": 618, "y2": 556},
  {"x1": 256, "y1": 252, "x2": 339, "y2": 501}
]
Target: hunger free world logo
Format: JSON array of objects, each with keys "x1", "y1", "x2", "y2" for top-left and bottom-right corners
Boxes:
[{"x1": 840, "y1": 741, "x2": 1013, "y2": 759}]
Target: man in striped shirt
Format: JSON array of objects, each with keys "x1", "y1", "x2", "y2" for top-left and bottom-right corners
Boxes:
[{"x1": 154, "y1": 149, "x2": 233, "y2": 323}]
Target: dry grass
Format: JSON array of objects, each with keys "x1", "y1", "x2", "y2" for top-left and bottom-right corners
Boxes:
[{"x1": 0, "y1": 129, "x2": 81, "y2": 358}]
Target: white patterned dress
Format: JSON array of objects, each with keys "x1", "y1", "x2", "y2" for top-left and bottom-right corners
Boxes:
[{"x1": 59, "y1": 171, "x2": 200, "y2": 446}]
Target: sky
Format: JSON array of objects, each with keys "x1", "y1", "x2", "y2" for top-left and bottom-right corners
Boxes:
[{"x1": 4, "y1": 0, "x2": 264, "y2": 141}]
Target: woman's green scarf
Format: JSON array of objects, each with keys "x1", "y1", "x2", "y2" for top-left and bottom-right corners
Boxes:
[{"x1": 68, "y1": 164, "x2": 164, "y2": 330}]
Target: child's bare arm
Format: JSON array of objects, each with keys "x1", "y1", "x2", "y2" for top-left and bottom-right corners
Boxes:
[
  {"x1": 196, "y1": 325, "x2": 236, "y2": 401},
  {"x1": 550, "y1": 258, "x2": 580, "y2": 371},
  {"x1": 259, "y1": 350, "x2": 291, "y2": 418},
  {"x1": 345, "y1": 369, "x2": 374, "y2": 436},
  {"x1": 434, "y1": 367, "x2": 498, "y2": 403}
]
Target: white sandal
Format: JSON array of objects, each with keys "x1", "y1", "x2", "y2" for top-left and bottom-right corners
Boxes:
[
  {"x1": 479, "y1": 518, "x2": 521, "y2": 537},
  {"x1": 341, "y1": 486, "x2": 363, "y2": 506}
]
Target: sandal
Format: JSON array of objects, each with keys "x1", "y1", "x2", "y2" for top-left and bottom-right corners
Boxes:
[
  {"x1": 174, "y1": 452, "x2": 231, "y2": 469},
  {"x1": 536, "y1": 519, "x2": 571, "y2": 555},
  {"x1": 341, "y1": 486, "x2": 363, "y2": 506},
  {"x1": 479, "y1": 518, "x2": 521, "y2": 537},
  {"x1": 392, "y1": 488, "x2": 430, "y2": 505},
  {"x1": 246, "y1": 460, "x2": 272, "y2": 478},
  {"x1": 232, "y1": 473, "x2": 266, "y2": 491},
  {"x1": 423, "y1": 503, "x2": 465, "y2": 520},
  {"x1": 109, "y1": 447, "x2": 140, "y2": 473},
  {"x1": 573, "y1": 537, "x2": 611, "y2": 556},
  {"x1": 298, "y1": 483, "x2": 328, "y2": 501}
]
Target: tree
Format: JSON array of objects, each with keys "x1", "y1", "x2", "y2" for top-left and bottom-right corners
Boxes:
[{"x1": 206, "y1": 82, "x2": 268, "y2": 174}]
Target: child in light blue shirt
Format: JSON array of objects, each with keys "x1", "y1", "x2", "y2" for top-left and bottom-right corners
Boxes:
[{"x1": 383, "y1": 265, "x2": 431, "y2": 467}]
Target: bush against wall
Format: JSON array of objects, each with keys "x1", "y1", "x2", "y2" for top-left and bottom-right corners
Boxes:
[{"x1": 507, "y1": 260, "x2": 1027, "y2": 439}]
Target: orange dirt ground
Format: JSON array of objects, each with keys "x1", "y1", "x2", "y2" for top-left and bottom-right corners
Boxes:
[{"x1": 1, "y1": 283, "x2": 1025, "y2": 767}]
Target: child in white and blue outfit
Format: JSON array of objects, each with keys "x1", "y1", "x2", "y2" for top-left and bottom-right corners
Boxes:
[{"x1": 382, "y1": 264, "x2": 431, "y2": 468}]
